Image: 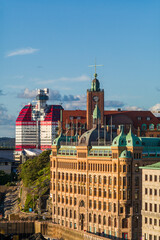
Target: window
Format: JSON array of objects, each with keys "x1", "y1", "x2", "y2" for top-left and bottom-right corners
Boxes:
[
  {"x1": 154, "y1": 175, "x2": 157, "y2": 182},
  {"x1": 147, "y1": 117, "x2": 151, "y2": 121},
  {"x1": 150, "y1": 203, "x2": 152, "y2": 212},
  {"x1": 145, "y1": 188, "x2": 148, "y2": 195},
  {"x1": 154, "y1": 219, "x2": 157, "y2": 226},
  {"x1": 150, "y1": 175, "x2": 152, "y2": 181},
  {"x1": 154, "y1": 204, "x2": 157, "y2": 212},
  {"x1": 98, "y1": 215, "x2": 101, "y2": 224},
  {"x1": 74, "y1": 174, "x2": 77, "y2": 181},
  {"x1": 145, "y1": 174, "x2": 148, "y2": 181},
  {"x1": 123, "y1": 165, "x2": 126, "y2": 172},
  {"x1": 89, "y1": 175, "x2": 92, "y2": 183},
  {"x1": 103, "y1": 188, "x2": 107, "y2": 197},
  {"x1": 145, "y1": 217, "x2": 147, "y2": 224},
  {"x1": 89, "y1": 213, "x2": 92, "y2": 222},
  {"x1": 122, "y1": 219, "x2": 128, "y2": 228},
  {"x1": 114, "y1": 203, "x2": 116, "y2": 212},
  {"x1": 103, "y1": 202, "x2": 106, "y2": 211},
  {"x1": 103, "y1": 216, "x2": 106, "y2": 225},
  {"x1": 108, "y1": 217, "x2": 111, "y2": 226},
  {"x1": 113, "y1": 190, "x2": 116, "y2": 199},
  {"x1": 93, "y1": 214, "x2": 96, "y2": 223},
  {"x1": 114, "y1": 164, "x2": 117, "y2": 172},
  {"x1": 114, "y1": 177, "x2": 117, "y2": 185},
  {"x1": 98, "y1": 201, "x2": 101, "y2": 210},
  {"x1": 89, "y1": 200, "x2": 92, "y2": 208},
  {"x1": 94, "y1": 200, "x2": 96, "y2": 209},
  {"x1": 109, "y1": 176, "x2": 112, "y2": 185},
  {"x1": 108, "y1": 202, "x2": 112, "y2": 212},
  {"x1": 145, "y1": 202, "x2": 148, "y2": 211},
  {"x1": 94, "y1": 188, "x2": 97, "y2": 196},
  {"x1": 149, "y1": 218, "x2": 152, "y2": 225},
  {"x1": 104, "y1": 176, "x2": 107, "y2": 184},
  {"x1": 123, "y1": 177, "x2": 126, "y2": 186}
]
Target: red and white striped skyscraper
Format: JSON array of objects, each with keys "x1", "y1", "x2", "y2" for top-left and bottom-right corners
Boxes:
[{"x1": 15, "y1": 88, "x2": 63, "y2": 160}]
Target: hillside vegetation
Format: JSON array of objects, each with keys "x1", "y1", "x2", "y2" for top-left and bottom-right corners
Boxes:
[{"x1": 19, "y1": 150, "x2": 51, "y2": 212}]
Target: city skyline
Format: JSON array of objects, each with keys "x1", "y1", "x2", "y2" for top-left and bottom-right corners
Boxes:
[{"x1": 0, "y1": 0, "x2": 160, "y2": 137}]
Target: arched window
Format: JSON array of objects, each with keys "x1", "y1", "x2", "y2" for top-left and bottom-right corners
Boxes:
[
  {"x1": 103, "y1": 216, "x2": 106, "y2": 225},
  {"x1": 149, "y1": 124, "x2": 154, "y2": 130},
  {"x1": 108, "y1": 216, "x2": 111, "y2": 226},
  {"x1": 98, "y1": 215, "x2": 101, "y2": 224},
  {"x1": 89, "y1": 213, "x2": 92, "y2": 222},
  {"x1": 93, "y1": 214, "x2": 96, "y2": 223}
]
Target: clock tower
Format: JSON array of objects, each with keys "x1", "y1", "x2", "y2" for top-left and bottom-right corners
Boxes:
[{"x1": 87, "y1": 73, "x2": 104, "y2": 130}]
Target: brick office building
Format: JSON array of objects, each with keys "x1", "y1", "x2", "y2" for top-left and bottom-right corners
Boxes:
[{"x1": 50, "y1": 105, "x2": 160, "y2": 239}]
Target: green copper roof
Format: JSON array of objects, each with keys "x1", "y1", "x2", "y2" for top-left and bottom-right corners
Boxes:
[
  {"x1": 140, "y1": 161, "x2": 160, "y2": 170},
  {"x1": 126, "y1": 127, "x2": 142, "y2": 147},
  {"x1": 112, "y1": 126, "x2": 126, "y2": 146},
  {"x1": 52, "y1": 133, "x2": 77, "y2": 146},
  {"x1": 119, "y1": 150, "x2": 131, "y2": 158},
  {"x1": 93, "y1": 104, "x2": 101, "y2": 120},
  {"x1": 91, "y1": 78, "x2": 100, "y2": 91},
  {"x1": 112, "y1": 126, "x2": 142, "y2": 147}
]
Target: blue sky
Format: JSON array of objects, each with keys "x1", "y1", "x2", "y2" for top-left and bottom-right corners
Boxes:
[{"x1": 0, "y1": 0, "x2": 160, "y2": 137}]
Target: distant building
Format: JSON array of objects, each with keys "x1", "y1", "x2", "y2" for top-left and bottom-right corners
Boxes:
[
  {"x1": 140, "y1": 162, "x2": 160, "y2": 240},
  {"x1": 50, "y1": 106, "x2": 160, "y2": 240},
  {"x1": 15, "y1": 88, "x2": 63, "y2": 161},
  {"x1": 0, "y1": 158, "x2": 15, "y2": 174}
]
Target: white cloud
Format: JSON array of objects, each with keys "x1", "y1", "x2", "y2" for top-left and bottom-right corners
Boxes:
[
  {"x1": 6, "y1": 47, "x2": 39, "y2": 57},
  {"x1": 124, "y1": 106, "x2": 144, "y2": 111},
  {"x1": 35, "y1": 75, "x2": 90, "y2": 84},
  {"x1": 17, "y1": 88, "x2": 37, "y2": 99},
  {"x1": 150, "y1": 103, "x2": 160, "y2": 112},
  {"x1": 63, "y1": 95, "x2": 86, "y2": 110},
  {"x1": 59, "y1": 75, "x2": 90, "y2": 82}
]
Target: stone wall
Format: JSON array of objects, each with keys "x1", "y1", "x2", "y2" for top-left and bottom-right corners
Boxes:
[{"x1": 35, "y1": 221, "x2": 112, "y2": 240}]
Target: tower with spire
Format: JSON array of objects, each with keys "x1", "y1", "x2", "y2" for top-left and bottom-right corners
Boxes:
[{"x1": 86, "y1": 71, "x2": 104, "y2": 130}]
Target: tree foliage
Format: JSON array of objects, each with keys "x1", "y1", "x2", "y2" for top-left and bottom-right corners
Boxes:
[
  {"x1": 19, "y1": 150, "x2": 51, "y2": 187},
  {"x1": 0, "y1": 170, "x2": 17, "y2": 185}
]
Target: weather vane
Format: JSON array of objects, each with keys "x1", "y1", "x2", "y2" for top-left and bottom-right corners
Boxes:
[{"x1": 88, "y1": 58, "x2": 103, "y2": 78}]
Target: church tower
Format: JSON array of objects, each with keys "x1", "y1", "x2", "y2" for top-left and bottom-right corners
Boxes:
[{"x1": 87, "y1": 73, "x2": 104, "y2": 130}]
